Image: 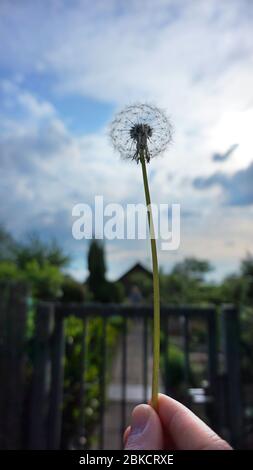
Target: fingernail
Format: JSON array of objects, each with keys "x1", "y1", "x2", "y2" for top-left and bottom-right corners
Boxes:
[{"x1": 130, "y1": 405, "x2": 151, "y2": 435}]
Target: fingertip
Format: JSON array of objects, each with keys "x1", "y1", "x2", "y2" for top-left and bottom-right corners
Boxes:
[
  {"x1": 157, "y1": 393, "x2": 232, "y2": 450},
  {"x1": 123, "y1": 426, "x2": 131, "y2": 445},
  {"x1": 125, "y1": 403, "x2": 164, "y2": 450}
]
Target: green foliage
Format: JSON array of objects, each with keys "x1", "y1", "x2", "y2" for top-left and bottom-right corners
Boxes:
[
  {"x1": 160, "y1": 258, "x2": 216, "y2": 306},
  {"x1": 104, "y1": 281, "x2": 124, "y2": 303},
  {"x1": 24, "y1": 260, "x2": 64, "y2": 300},
  {"x1": 161, "y1": 343, "x2": 185, "y2": 389},
  {"x1": 220, "y1": 274, "x2": 245, "y2": 306},
  {"x1": 62, "y1": 315, "x2": 123, "y2": 448},
  {"x1": 91, "y1": 280, "x2": 124, "y2": 303},
  {"x1": 15, "y1": 234, "x2": 69, "y2": 269},
  {"x1": 0, "y1": 229, "x2": 70, "y2": 301},
  {"x1": 161, "y1": 341, "x2": 199, "y2": 394},
  {"x1": 87, "y1": 240, "x2": 124, "y2": 303},
  {"x1": 167, "y1": 344, "x2": 185, "y2": 387},
  {"x1": 0, "y1": 260, "x2": 23, "y2": 281},
  {"x1": 160, "y1": 258, "x2": 230, "y2": 306},
  {"x1": 0, "y1": 225, "x2": 18, "y2": 261},
  {"x1": 240, "y1": 306, "x2": 253, "y2": 383},
  {"x1": 87, "y1": 240, "x2": 106, "y2": 301},
  {"x1": 240, "y1": 253, "x2": 253, "y2": 305},
  {"x1": 61, "y1": 275, "x2": 88, "y2": 303},
  {"x1": 171, "y1": 257, "x2": 212, "y2": 282},
  {"x1": 160, "y1": 272, "x2": 212, "y2": 305},
  {"x1": 217, "y1": 253, "x2": 253, "y2": 307},
  {"x1": 0, "y1": 259, "x2": 64, "y2": 300}
]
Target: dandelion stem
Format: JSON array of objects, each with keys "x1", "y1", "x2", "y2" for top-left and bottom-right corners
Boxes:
[{"x1": 140, "y1": 150, "x2": 160, "y2": 410}]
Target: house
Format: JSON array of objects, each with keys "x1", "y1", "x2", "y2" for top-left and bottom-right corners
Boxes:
[{"x1": 117, "y1": 262, "x2": 153, "y2": 303}]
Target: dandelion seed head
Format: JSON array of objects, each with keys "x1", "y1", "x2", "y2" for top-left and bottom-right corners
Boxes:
[{"x1": 110, "y1": 103, "x2": 173, "y2": 163}]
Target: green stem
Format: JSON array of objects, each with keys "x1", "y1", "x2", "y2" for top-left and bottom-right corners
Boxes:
[{"x1": 140, "y1": 151, "x2": 160, "y2": 410}]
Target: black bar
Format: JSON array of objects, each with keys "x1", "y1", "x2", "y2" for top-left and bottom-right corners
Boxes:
[
  {"x1": 162, "y1": 313, "x2": 170, "y2": 395},
  {"x1": 55, "y1": 303, "x2": 214, "y2": 319},
  {"x1": 0, "y1": 449, "x2": 245, "y2": 466},
  {"x1": 99, "y1": 317, "x2": 107, "y2": 450},
  {"x1": 28, "y1": 304, "x2": 53, "y2": 449},
  {"x1": 183, "y1": 313, "x2": 190, "y2": 387},
  {"x1": 121, "y1": 316, "x2": 127, "y2": 445},
  {"x1": 206, "y1": 309, "x2": 219, "y2": 433},
  {"x1": 221, "y1": 306, "x2": 242, "y2": 448},
  {"x1": 79, "y1": 318, "x2": 87, "y2": 448},
  {"x1": 47, "y1": 309, "x2": 65, "y2": 450},
  {"x1": 142, "y1": 314, "x2": 148, "y2": 403},
  {"x1": 182, "y1": 313, "x2": 191, "y2": 406},
  {"x1": 0, "y1": 282, "x2": 28, "y2": 449}
]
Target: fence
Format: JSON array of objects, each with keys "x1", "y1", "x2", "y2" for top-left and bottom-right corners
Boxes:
[{"x1": 0, "y1": 282, "x2": 243, "y2": 449}]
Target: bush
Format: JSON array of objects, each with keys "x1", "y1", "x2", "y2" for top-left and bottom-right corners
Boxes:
[
  {"x1": 24, "y1": 260, "x2": 64, "y2": 300},
  {"x1": 61, "y1": 276, "x2": 87, "y2": 302},
  {"x1": 162, "y1": 343, "x2": 185, "y2": 389},
  {"x1": 0, "y1": 259, "x2": 65, "y2": 301},
  {"x1": 0, "y1": 261, "x2": 23, "y2": 281}
]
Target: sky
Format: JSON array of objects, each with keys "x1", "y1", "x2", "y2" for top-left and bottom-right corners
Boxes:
[{"x1": 0, "y1": 0, "x2": 253, "y2": 282}]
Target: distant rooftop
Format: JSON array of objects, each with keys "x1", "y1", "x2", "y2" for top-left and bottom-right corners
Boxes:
[{"x1": 117, "y1": 262, "x2": 152, "y2": 283}]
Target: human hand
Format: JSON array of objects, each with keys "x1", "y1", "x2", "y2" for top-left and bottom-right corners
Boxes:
[{"x1": 124, "y1": 393, "x2": 232, "y2": 450}]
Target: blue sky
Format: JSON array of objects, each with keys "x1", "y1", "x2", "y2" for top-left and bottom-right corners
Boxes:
[{"x1": 0, "y1": 0, "x2": 253, "y2": 281}]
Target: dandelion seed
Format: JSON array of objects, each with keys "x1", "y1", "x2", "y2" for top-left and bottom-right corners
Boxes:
[{"x1": 110, "y1": 103, "x2": 173, "y2": 163}]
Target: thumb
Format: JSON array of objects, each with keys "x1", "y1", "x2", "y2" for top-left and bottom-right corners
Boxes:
[{"x1": 124, "y1": 404, "x2": 164, "y2": 450}]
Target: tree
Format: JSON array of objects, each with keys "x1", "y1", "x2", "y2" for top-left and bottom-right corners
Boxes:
[
  {"x1": 160, "y1": 257, "x2": 215, "y2": 305},
  {"x1": 87, "y1": 239, "x2": 106, "y2": 300},
  {"x1": 171, "y1": 257, "x2": 212, "y2": 282},
  {"x1": 241, "y1": 253, "x2": 253, "y2": 305},
  {"x1": 24, "y1": 260, "x2": 64, "y2": 300},
  {"x1": 0, "y1": 227, "x2": 70, "y2": 300},
  {"x1": 87, "y1": 240, "x2": 123, "y2": 303},
  {"x1": 14, "y1": 233, "x2": 69, "y2": 269},
  {"x1": 0, "y1": 261, "x2": 23, "y2": 281},
  {"x1": 0, "y1": 225, "x2": 18, "y2": 261}
]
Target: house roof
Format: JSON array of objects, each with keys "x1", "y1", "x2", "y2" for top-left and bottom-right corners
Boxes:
[{"x1": 117, "y1": 262, "x2": 152, "y2": 283}]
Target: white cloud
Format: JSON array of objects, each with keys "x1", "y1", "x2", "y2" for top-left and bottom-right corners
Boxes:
[
  {"x1": 17, "y1": 91, "x2": 55, "y2": 118},
  {"x1": 2, "y1": 0, "x2": 252, "y2": 181},
  {"x1": 0, "y1": 0, "x2": 253, "y2": 279},
  {"x1": 0, "y1": 79, "x2": 56, "y2": 120}
]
